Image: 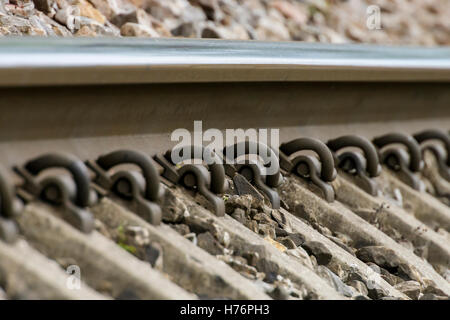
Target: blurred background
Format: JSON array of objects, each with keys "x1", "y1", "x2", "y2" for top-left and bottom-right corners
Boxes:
[{"x1": 0, "y1": 0, "x2": 449, "y2": 46}]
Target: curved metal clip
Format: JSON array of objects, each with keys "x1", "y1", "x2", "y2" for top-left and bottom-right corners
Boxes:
[
  {"x1": 222, "y1": 141, "x2": 281, "y2": 208},
  {"x1": 327, "y1": 135, "x2": 380, "y2": 196},
  {"x1": 279, "y1": 138, "x2": 336, "y2": 202},
  {"x1": 87, "y1": 150, "x2": 162, "y2": 226},
  {"x1": 414, "y1": 129, "x2": 450, "y2": 182},
  {"x1": 14, "y1": 153, "x2": 96, "y2": 233},
  {"x1": 0, "y1": 167, "x2": 22, "y2": 243},
  {"x1": 373, "y1": 133, "x2": 424, "y2": 191},
  {"x1": 154, "y1": 145, "x2": 225, "y2": 217}
]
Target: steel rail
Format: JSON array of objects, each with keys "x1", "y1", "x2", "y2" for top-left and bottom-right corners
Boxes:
[
  {"x1": 0, "y1": 38, "x2": 450, "y2": 86},
  {"x1": 0, "y1": 38, "x2": 448, "y2": 167}
]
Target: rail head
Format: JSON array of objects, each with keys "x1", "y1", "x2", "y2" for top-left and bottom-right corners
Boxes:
[{"x1": 1, "y1": 37, "x2": 450, "y2": 87}]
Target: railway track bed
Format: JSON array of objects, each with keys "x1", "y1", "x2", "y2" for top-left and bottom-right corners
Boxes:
[{"x1": 0, "y1": 38, "x2": 449, "y2": 301}]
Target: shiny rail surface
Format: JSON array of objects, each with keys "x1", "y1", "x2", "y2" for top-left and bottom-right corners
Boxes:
[
  {"x1": 0, "y1": 38, "x2": 450, "y2": 86},
  {"x1": 0, "y1": 38, "x2": 448, "y2": 161}
]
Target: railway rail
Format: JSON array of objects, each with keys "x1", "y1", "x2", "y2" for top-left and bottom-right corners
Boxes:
[{"x1": 0, "y1": 38, "x2": 449, "y2": 300}]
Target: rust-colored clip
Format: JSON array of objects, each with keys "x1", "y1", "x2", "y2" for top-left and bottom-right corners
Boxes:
[
  {"x1": 154, "y1": 145, "x2": 226, "y2": 217},
  {"x1": 222, "y1": 141, "x2": 281, "y2": 209},
  {"x1": 87, "y1": 150, "x2": 162, "y2": 226},
  {"x1": 15, "y1": 153, "x2": 96, "y2": 233},
  {"x1": 0, "y1": 167, "x2": 22, "y2": 243},
  {"x1": 279, "y1": 138, "x2": 336, "y2": 202},
  {"x1": 414, "y1": 129, "x2": 450, "y2": 182},
  {"x1": 327, "y1": 135, "x2": 381, "y2": 196},
  {"x1": 372, "y1": 133, "x2": 424, "y2": 191}
]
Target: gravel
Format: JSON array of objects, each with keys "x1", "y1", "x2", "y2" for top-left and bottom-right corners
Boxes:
[{"x1": 0, "y1": 0, "x2": 448, "y2": 46}]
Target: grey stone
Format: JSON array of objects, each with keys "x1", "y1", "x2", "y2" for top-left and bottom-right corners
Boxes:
[
  {"x1": 170, "y1": 223, "x2": 190, "y2": 236},
  {"x1": 117, "y1": 288, "x2": 141, "y2": 300},
  {"x1": 271, "y1": 209, "x2": 286, "y2": 225},
  {"x1": 161, "y1": 189, "x2": 188, "y2": 223},
  {"x1": 233, "y1": 173, "x2": 265, "y2": 202},
  {"x1": 293, "y1": 203, "x2": 316, "y2": 222},
  {"x1": 302, "y1": 241, "x2": 332, "y2": 265},
  {"x1": 245, "y1": 219, "x2": 259, "y2": 233},
  {"x1": 258, "y1": 224, "x2": 275, "y2": 238},
  {"x1": 144, "y1": 242, "x2": 163, "y2": 270},
  {"x1": 280, "y1": 199, "x2": 290, "y2": 210},
  {"x1": 397, "y1": 263, "x2": 424, "y2": 283},
  {"x1": 367, "y1": 284, "x2": 389, "y2": 300},
  {"x1": 348, "y1": 280, "x2": 369, "y2": 296},
  {"x1": 334, "y1": 232, "x2": 353, "y2": 247},
  {"x1": 326, "y1": 235, "x2": 355, "y2": 256},
  {"x1": 257, "y1": 212, "x2": 278, "y2": 227},
  {"x1": 274, "y1": 227, "x2": 288, "y2": 237},
  {"x1": 432, "y1": 264, "x2": 450, "y2": 282},
  {"x1": 271, "y1": 209, "x2": 292, "y2": 232},
  {"x1": 255, "y1": 258, "x2": 280, "y2": 283},
  {"x1": 110, "y1": 7, "x2": 140, "y2": 27},
  {"x1": 276, "y1": 237, "x2": 296, "y2": 249},
  {"x1": 309, "y1": 255, "x2": 318, "y2": 269},
  {"x1": 125, "y1": 225, "x2": 150, "y2": 246},
  {"x1": 33, "y1": 0, "x2": 54, "y2": 13},
  {"x1": 316, "y1": 265, "x2": 353, "y2": 297},
  {"x1": 346, "y1": 269, "x2": 366, "y2": 283},
  {"x1": 242, "y1": 252, "x2": 259, "y2": 267},
  {"x1": 419, "y1": 293, "x2": 448, "y2": 300},
  {"x1": 394, "y1": 281, "x2": 422, "y2": 300},
  {"x1": 253, "y1": 280, "x2": 275, "y2": 294},
  {"x1": 366, "y1": 262, "x2": 381, "y2": 274},
  {"x1": 35, "y1": 11, "x2": 72, "y2": 36},
  {"x1": 286, "y1": 247, "x2": 314, "y2": 270},
  {"x1": 88, "y1": 0, "x2": 134, "y2": 23},
  {"x1": 54, "y1": 6, "x2": 78, "y2": 31},
  {"x1": 423, "y1": 285, "x2": 447, "y2": 296},
  {"x1": 201, "y1": 25, "x2": 220, "y2": 38},
  {"x1": 287, "y1": 233, "x2": 305, "y2": 246},
  {"x1": 216, "y1": 255, "x2": 259, "y2": 280},
  {"x1": 197, "y1": 231, "x2": 224, "y2": 256},
  {"x1": 313, "y1": 223, "x2": 333, "y2": 237},
  {"x1": 249, "y1": 209, "x2": 259, "y2": 219},
  {"x1": 120, "y1": 22, "x2": 160, "y2": 37},
  {"x1": 268, "y1": 286, "x2": 290, "y2": 300},
  {"x1": 398, "y1": 240, "x2": 414, "y2": 251},
  {"x1": 171, "y1": 21, "x2": 194, "y2": 37},
  {"x1": 231, "y1": 208, "x2": 248, "y2": 224},
  {"x1": 379, "y1": 267, "x2": 404, "y2": 286},
  {"x1": 224, "y1": 194, "x2": 252, "y2": 214},
  {"x1": 262, "y1": 206, "x2": 273, "y2": 216},
  {"x1": 184, "y1": 232, "x2": 197, "y2": 245},
  {"x1": 356, "y1": 246, "x2": 402, "y2": 269}
]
